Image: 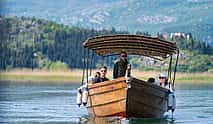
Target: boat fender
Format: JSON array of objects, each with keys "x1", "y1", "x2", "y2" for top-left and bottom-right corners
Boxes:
[
  {"x1": 82, "y1": 87, "x2": 89, "y2": 106},
  {"x1": 127, "y1": 64, "x2": 131, "y2": 77},
  {"x1": 125, "y1": 64, "x2": 132, "y2": 83},
  {"x1": 76, "y1": 88, "x2": 82, "y2": 107},
  {"x1": 168, "y1": 92, "x2": 176, "y2": 112}
]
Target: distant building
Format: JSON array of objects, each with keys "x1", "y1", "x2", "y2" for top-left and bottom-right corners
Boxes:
[
  {"x1": 170, "y1": 32, "x2": 192, "y2": 41},
  {"x1": 157, "y1": 32, "x2": 169, "y2": 40},
  {"x1": 140, "y1": 56, "x2": 157, "y2": 65}
]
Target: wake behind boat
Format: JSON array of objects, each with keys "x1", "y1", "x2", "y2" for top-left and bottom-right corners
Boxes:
[{"x1": 77, "y1": 34, "x2": 179, "y2": 118}]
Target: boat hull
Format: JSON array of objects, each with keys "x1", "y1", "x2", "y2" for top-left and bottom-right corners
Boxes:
[
  {"x1": 86, "y1": 77, "x2": 169, "y2": 118},
  {"x1": 126, "y1": 78, "x2": 169, "y2": 118},
  {"x1": 87, "y1": 78, "x2": 127, "y2": 117}
]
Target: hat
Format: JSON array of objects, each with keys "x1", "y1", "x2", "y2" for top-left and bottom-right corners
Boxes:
[{"x1": 159, "y1": 73, "x2": 167, "y2": 78}]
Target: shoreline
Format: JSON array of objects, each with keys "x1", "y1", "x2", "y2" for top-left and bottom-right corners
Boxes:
[
  {"x1": 0, "y1": 69, "x2": 213, "y2": 83},
  {"x1": 0, "y1": 69, "x2": 82, "y2": 83}
]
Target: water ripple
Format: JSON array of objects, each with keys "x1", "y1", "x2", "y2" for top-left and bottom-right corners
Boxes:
[{"x1": 1, "y1": 81, "x2": 213, "y2": 123}]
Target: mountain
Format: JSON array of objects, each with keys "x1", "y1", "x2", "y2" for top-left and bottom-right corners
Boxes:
[{"x1": 1, "y1": 0, "x2": 213, "y2": 44}]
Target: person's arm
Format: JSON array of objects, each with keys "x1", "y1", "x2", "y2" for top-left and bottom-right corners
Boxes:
[
  {"x1": 169, "y1": 83, "x2": 175, "y2": 92},
  {"x1": 92, "y1": 77, "x2": 99, "y2": 83},
  {"x1": 113, "y1": 62, "x2": 118, "y2": 79}
]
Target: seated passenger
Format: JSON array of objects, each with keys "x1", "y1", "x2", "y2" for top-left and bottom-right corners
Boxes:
[
  {"x1": 93, "y1": 66, "x2": 109, "y2": 83},
  {"x1": 94, "y1": 71, "x2": 101, "y2": 78},
  {"x1": 147, "y1": 77, "x2": 155, "y2": 83},
  {"x1": 159, "y1": 73, "x2": 173, "y2": 92},
  {"x1": 92, "y1": 71, "x2": 101, "y2": 83},
  {"x1": 159, "y1": 73, "x2": 169, "y2": 88}
]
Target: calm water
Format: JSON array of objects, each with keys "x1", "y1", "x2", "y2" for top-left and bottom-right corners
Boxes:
[{"x1": 0, "y1": 81, "x2": 213, "y2": 124}]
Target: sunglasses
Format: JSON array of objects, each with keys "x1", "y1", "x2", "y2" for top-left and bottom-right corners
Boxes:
[
  {"x1": 159, "y1": 77, "x2": 166, "y2": 79},
  {"x1": 101, "y1": 70, "x2": 106, "y2": 72},
  {"x1": 121, "y1": 55, "x2": 127, "y2": 57}
]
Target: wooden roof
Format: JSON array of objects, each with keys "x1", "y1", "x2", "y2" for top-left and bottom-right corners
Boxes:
[{"x1": 83, "y1": 34, "x2": 178, "y2": 59}]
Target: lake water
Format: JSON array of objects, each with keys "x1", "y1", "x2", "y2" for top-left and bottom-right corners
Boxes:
[{"x1": 0, "y1": 81, "x2": 213, "y2": 124}]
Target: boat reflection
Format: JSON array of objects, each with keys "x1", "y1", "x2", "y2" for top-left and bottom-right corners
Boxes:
[{"x1": 86, "y1": 117, "x2": 175, "y2": 124}]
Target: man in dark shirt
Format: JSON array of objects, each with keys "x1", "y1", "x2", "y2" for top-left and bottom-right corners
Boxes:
[
  {"x1": 113, "y1": 51, "x2": 128, "y2": 79},
  {"x1": 93, "y1": 66, "x2": 109, "y2": 83}
]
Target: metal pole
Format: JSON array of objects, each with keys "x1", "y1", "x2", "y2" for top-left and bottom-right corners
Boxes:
[
  {"x1": 32, "y1": 33, "x2": 35, "y2": 71},
  {"x1": 169, "y1": 55, "x2": 173, "y2": 84},
  {"x1": 86, "y1": 49, "x2": 89, "y2": 84},
  {"x1": 81, "y1": 49, "x2": 86, "y2": 86},
  {"x1": 102, "y1": 56, "x2": 105, "y2": 66},
  {"x1": 173, "y1": 49, "x2": 179, "y2": 87},
  {"x1": 89, "y1": 51, "x2": 94, "y2": 76},
  {"x1": 167, "y1": 56, "x2": 171, "y2": 79}
]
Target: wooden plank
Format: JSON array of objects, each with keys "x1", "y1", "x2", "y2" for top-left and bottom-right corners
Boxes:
[
  {"x1": 83, "y1": 34, "x2": 178, "y2": 57},
  {"x1": 84, "y1": 35, "x2": 176, "y2": 48},
  {"x1": 128, "y1": 87, "x2": 167, "y2": 111},
  {"x1": 89, "y1": 81, "x2": 127, "y2": 96},
  {"x1": 87, "y1": 78, "x2": 127, "y2": 117},
  {"x1": 127, "y1": 97, "x2": 165, "y2": 118},
  {"x1": 132, "y1": 78, "x2": 169, "y2": 93},
  {"x1": 86, "y1": 40, "x2": 176, "y2": 52},
  {"x1": 88, "y1": 77, "x2": 126, "y2": 89},
  {"x1": 131, "y1": 83, "x2": 168, "y2": 98},
  {"x1": 85, "y1": 37, "x2": 177, "y2": 53},
  {"x1": 88, "y1": 99, "x2": 126, "y2": 117},
  {"x1": 94, "y1": 48, "x2": 169, "y2": 58},
  {"x1": 92, "y1": 46, "x2": 172, "y2": 55},
  {"x1": 86, "y1": 77, "x2": 169, "y2": 118},
  {"x1": 97, "y1": 49, "x2": 168, "y2": 58},
  {"x1": 126, "y1": 78, "x2": 168, "y2": 118},
  {"x1": 87, "y1": 88, "x2": 127, "y2": 107}
]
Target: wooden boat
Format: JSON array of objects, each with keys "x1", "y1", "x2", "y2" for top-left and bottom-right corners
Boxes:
[
  {"x1": 87, "y1": 77, "x2": 169, "y2": 118},
  {"x1": 81, "y1": 34, "x2": 179, "y2": 118}
]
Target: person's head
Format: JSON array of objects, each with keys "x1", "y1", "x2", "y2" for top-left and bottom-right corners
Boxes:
[
  {"x1": 94, "y1": 71, "x2": 101, "y2": 77},
  {"x1": 147, "y1": 77, "x2": 155, "y2": 83},
  {"x1": 120, "y1": 51, "x2": 127, "y2": 61},
  {"x1": 159, "y1": 73, "x2": 167, "y2": 85},
  {"x1": 100, "y1": 66, "x2": 107, "y2": 78}
]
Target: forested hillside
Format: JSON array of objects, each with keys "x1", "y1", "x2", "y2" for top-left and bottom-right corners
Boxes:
[
  {"x1": 0, "y1": 16, "x2": 128, "y2": 70},
  {"x1": 0, "y1": 16, "x2": 213, "y2": 72}
]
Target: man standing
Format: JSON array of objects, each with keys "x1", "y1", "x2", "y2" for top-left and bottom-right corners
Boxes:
[{"x1": 113, "y1": 51, "x2": 128, "y2": 79}]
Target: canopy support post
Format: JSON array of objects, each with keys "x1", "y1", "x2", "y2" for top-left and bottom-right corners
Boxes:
[
  {"x1": 89, "y1": 51, "x2": 94, "y2": 76},
  {"x1": 101, "y1": 56, "x2": 105, "y2": 66},
  {"x1": 168, "y1": 55, "x2": 173, "y2": 87},
  {"x1": 86, "y1": 49, "x2": 89, "y2": 84},
  {"x1": 81, "y1": 49, "x2": 86, "y2": 86},
  {"x1": 172, "y1": 49, "x2": 179, "y2": 88}
]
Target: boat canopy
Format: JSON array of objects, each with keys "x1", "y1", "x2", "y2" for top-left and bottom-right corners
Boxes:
[{"x1": 83, "y1": 34, "x2": 178, "y2": 59}]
